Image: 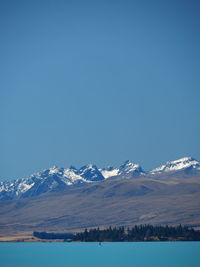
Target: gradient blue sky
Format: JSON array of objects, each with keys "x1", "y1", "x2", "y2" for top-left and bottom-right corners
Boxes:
[{"x1": 1, "y1": 0, "x2": 200, "y2": 180}]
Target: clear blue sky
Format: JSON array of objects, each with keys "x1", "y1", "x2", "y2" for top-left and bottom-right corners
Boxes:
[{"x1": 1, "y1": 0, "x2": 200, "y2": 180}]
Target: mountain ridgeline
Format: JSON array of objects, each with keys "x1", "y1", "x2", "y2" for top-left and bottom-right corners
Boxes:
[{"x1": 0, "y1": 157, "x2": 200, "y2": 200}]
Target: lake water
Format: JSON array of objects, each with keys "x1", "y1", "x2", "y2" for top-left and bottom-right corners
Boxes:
[{"x1": 0, "y1": 242, "x2": 199, "y2": 266}]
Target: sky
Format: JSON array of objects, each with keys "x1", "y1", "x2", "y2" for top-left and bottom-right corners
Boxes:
[{"x1": 0, "y1": 0, "x2": 200, "y2": 180}]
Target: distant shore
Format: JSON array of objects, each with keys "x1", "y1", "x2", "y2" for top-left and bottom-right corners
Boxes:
[{"x1": 2, "y1": 224, "x2": 200, "y2": 242}]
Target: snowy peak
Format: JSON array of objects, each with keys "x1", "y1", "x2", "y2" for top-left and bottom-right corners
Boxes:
[
  {"x1": 119, "y1": 160, "x2": 145, "y2": 176},
  {"x1": 0, "y1": 166, "x2": 87, "y2": 200},
  {"x1": 99, "y1": 160, "x2": 145, "y2": 179},
  {"x1": 78, "y1": 164, "x2": 104, "y2": 182},
  {"x1": 33, "y1": 166, "x2": 88, "y2": 185},
  {"x1": 150, "y1": 157, "x2": 200, "y2": 174},
  {"x1": 49, "y1": 166, "x2": 60, "y2": 175}
]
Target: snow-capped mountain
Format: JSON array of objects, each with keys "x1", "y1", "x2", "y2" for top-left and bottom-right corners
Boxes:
[
  {"x1": 0, "y1": 164, "x2": 106, "y2": 200},
  {"x1": 0, "y1": 166, "x2": 87, "y2": 200},
  {"x1": 0, "y1": 157, "x2": 199, "y2": 200},
  {"x1": 150, "y1": 157, "x2": 200, "y2": 174},
  {"x1": 118, "y1": 160, "x2": 145, "y2": 176},
  {"x1": 78, "y1": 164, "x2": 104, "y2": 181},
  {"x1": 99, "y1": 160, "x2": 145, "y2": 179}
]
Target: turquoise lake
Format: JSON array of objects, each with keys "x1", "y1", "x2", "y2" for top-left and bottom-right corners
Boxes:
[{"x1": 0, "y1": 242, "x2": 199, "y2": 266}]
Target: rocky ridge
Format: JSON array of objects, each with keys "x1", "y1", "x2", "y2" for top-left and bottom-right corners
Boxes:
[{"x1": 0, "y1": 157, "x2": 199, "y2": 200}]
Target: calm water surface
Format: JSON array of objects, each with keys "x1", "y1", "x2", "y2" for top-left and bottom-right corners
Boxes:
[{"x1": 0, "y1": 242, "x2": 199, "y2": 266}]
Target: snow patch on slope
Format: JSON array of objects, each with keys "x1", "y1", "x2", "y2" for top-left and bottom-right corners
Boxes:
[
  {"x1": 100, "y1": 167, "x2": 120, "y2": 179},
  {"x1": 62, "y1": 169, "x2": 89, "y2": 185}
]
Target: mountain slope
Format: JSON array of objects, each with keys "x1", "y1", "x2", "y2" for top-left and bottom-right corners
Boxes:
[{"x1": 0, "y1": 176, "x2": 200, "y2": 237}]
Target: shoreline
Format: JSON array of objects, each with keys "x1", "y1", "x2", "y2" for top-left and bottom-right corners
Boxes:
[
  {"x1": 1, "y1": 225, "x2": 200, "y2": 242},
  {"x1": 0, "y1": 238, "x2": 200, "y2": 246}
]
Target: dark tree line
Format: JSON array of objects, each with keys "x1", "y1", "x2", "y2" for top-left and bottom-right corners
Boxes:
[
  {"x1": 74, "y1": 225, "x2": 200, "y2": 242},
  {"x1": 33, "y1": 224, "x2": 200, "y2": 241},
  {"x1": 33, "y1": 231, "x2": 75, "y2": 240}
]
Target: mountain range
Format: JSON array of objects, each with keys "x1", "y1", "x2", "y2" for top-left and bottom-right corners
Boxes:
[
  {"x1": 0, "y1": 156, "x2": 200, "y2": 239},
  {"x1": 0, "y1": 157, "x2": 200, "y2": 200}
]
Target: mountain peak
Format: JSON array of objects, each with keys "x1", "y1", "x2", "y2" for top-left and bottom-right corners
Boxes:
[
  {"x1": 99, "y1": 160, "x2": 145, "y2": 179},
  {"x1": 119, "y1": 160, "x2": 144, "y2": 176},
  {"x1": 150, "y1": 157, "x2": 200, "y2": 174},
  {"x1": 49, "y1": 166, "x2": 60, "y2": 175},
  {"x1": 78, "y1": 164, "x2": 104, "y2": 182}
]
